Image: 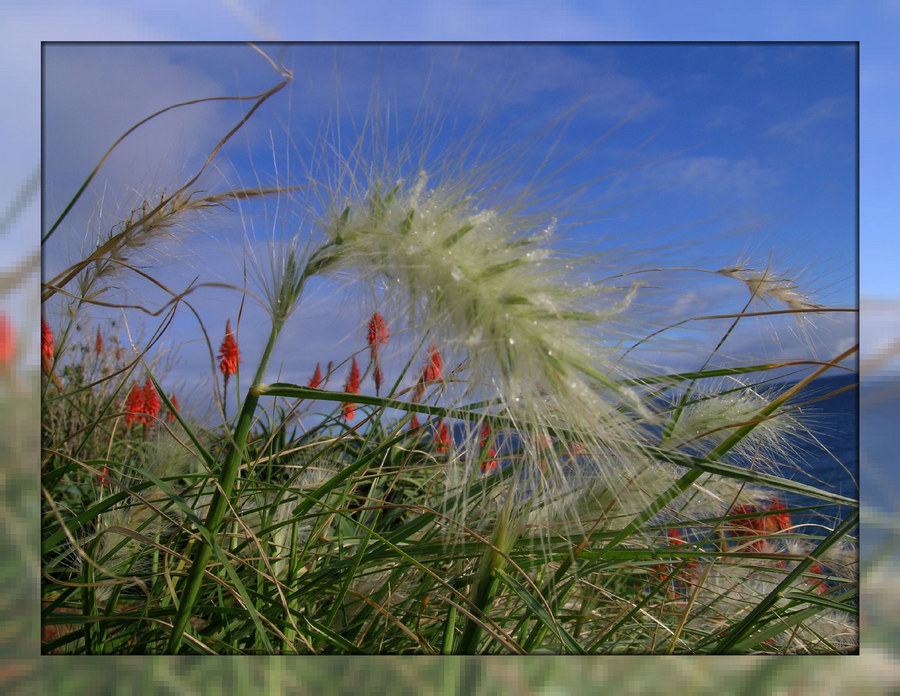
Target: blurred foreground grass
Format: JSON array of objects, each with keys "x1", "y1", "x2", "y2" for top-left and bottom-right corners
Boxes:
[{"x1": 2, "y1": 297, "x2": 897, "y2": 690}]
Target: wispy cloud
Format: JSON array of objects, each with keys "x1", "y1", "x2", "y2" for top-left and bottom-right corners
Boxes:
[
  {"x1": 650, "y1": 155, "x2": 779, "y2": 199},
  {"x1": 766, "y1": 96, "x2": 853, "y2": 141}
]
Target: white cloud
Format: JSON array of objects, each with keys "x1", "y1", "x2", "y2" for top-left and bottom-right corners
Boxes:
[
  {"x1": 766, "y1": 96, "x2": 854, "y2": 141},
  {"x1": 650, "y1": 155, "x2": 779, "y2": 199},
  {"x1": 43, "y1": 46, "x2": 232, "y2": 262}
]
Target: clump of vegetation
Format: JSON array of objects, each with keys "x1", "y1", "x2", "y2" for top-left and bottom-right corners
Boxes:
[{"x1": 41, "y1": 45, "x2": 857, "y2": 655}]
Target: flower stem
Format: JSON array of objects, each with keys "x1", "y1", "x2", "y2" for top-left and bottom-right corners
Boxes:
[{"x1": 166, "y1": 325, "x2": 281, "y2": 653}]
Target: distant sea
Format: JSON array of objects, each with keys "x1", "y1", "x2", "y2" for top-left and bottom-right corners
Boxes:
[
  {"x1": 778, "y1": 372, "x2": 859, "y2": 531},
  {"x1": 451, "y1": 372, "x2": 861, "y2": 531}
]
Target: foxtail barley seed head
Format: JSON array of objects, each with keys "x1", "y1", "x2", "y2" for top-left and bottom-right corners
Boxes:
[
  {"x1": 716, "y1": 265, "x2": 822, "y2": 313},
  {"x1": 661, "y1": 380, "x2": 809, "y2": 469},
  {"x1": 300, "y1": 159, "x2": 662, "y2": 531}
]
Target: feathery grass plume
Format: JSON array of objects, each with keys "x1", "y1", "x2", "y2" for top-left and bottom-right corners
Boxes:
[
  {"x1": 295, "y1": 107, "x2": 700, "y2": 544},
  {"x1": 685, "y1": 559, "x2": 858, "y2": 653},
  {"x1": 660, "y1": 379, "x2": 810, "y2": 468},
  {"x1": 717, "y1": 265, "x2": 823, "y2": 314}
]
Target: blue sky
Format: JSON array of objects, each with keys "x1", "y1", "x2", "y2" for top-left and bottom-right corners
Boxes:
[
  {"x1": 1, "y1": 1, "x2": 897, "y2": 388},
  {"x1": 37, "y1": 42, "x2": 860, "y2": 420}
]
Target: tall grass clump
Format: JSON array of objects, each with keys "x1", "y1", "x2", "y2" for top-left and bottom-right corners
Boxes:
[{"x1": 41, "y1": 44, "x2": 858, "y2": 655}]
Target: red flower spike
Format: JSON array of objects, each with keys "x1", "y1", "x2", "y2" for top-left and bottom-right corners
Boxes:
[
  {"x1": 367, "y1": 313, "x2": 389, "y2": 350},
  {"x1": 307, "y1": 362, "x2": 323, "y2": 389},
  {"x1": 730, "y1": 505, "x2": 771, "y2": 552},
  {"x1": 411, "y1": 344, "x2": 442, "y2": 403},
  {"x1": 480, "y1": 423, "x2": 497, "y2": 473},
  {"x1": 434, "y1": 419, "x2": 450, "y2": 453},
  {"x1": 166, "y1": 393, "x2": 179, "y2": 423},
  {"x1": 373, "y1": 365, "x2": 384, "y2": 395},
  {"x1": 218, "y1": 319, "x2": 241, "y2": 386},
  {"x1": 41, "y1": 318, "x2": 54, "y2": 361},
  {"x1": 342, "y1": 357, "x2": 361, "y2": 422},
  {"x1": 367, "y1": 314, "x2": 389, "y2": 396},
  {"x1": 124, "y1": 383, "x2": 145, "y2": 425},
  {"x1": 98, "y1": 466, "x2": 111, "y2": 489},
  {"x1": 409, "y1": 413, "x2": 420, "y2": 431},
  {"x1": 764, "y1": 497, "x2": 792, "y2": 534},
  {"x1": 422, "y1": 344, "x2": 442, "y2": 382},
  {"x1": 0, "y1": 313, "x2": 15, "y2": 368},
  {"x1": 345, "y1": 357, "x2": 361, "y2": 394},
  {"x1": 142, "y1": 377, "x2": 160, "y2": 423},
  {"x1": 95, "y1": 326, "x2": 103, "y2": 356}
]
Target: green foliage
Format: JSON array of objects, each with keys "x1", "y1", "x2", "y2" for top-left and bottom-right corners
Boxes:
[{"x1": 40, "y1": 47, "x2": 858, "y2": 656}]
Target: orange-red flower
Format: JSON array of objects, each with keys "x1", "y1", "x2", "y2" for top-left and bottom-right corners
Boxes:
[
  {"x1": 373, "y1": 365, "x2": 384, "y2": 395},
  {"x1": 367, "y1": 313, "x2": 389, "y2": 395},
  {"x1": 761, "y1": 497, "x2": 792, "y2": 534},
  {"x1": 367, "y1": 312, "x2": 389, "y2": 351},
  {"x1": 95, "y1": 326, "x2": 103, "y2": 356},
  {"x1": 0, "y1": 312, "x2": 14, "y2": 369},
  {"x1": 40, "y1": 318, "x2": 64, "y2": 389},
  {"x1": 434, "y1": 419, "x2": 450, "y2": 453},
  {"x1": 409, "y1": 413, "x2": 420, "y2": 431},
  {"x1": 166, "y1": 393, "x2": 179, "y2": 423},
  {"x1": 125, "y1": 377, "x2": 161, "y2": 427},
  {"x1": 124, "y1": 383, "x2": 145, "y2": 425},
  {"x1": 730, "y1": 499, "x2": 793, "y2": 552},
  {"x1": 412, "y1": 343, "x2": 443, "y2": 402},
  {"x1": 342, "y1": 357, "x2": 361, "y2": 421},
  {"x1": 480, "y1": 423, "x2": 498, "y2": 473},
  {"x1": 218, "y1": 319, "x2": 241, "y2": 386},
  {"x1": 41, "y1": 319, "x2": 53, "y2": 361},
  {"x1": 422, "y1": 343, "x2": 442, "y2": 382},
  {"x1": 143, "y1": 377, "x2": 160, "y2": 420},
  {"x1": 308, "y1": 362, "x2": 323, "y2": 389}
]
